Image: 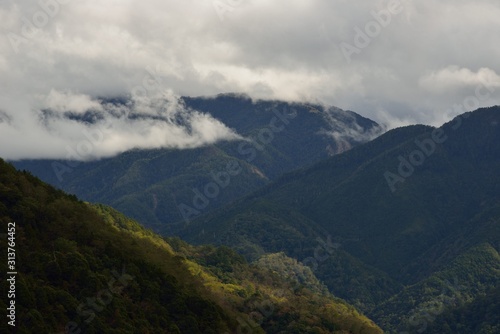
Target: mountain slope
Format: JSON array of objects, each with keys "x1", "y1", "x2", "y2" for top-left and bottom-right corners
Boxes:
[
  {"x1": 179, "y1": 106, "x2": 500, "y2": 332},
  {"x1": 13, "y1": 94, "x2": 383, "y2": 234},
  {"x1": 0, "y1": 158, "x2": 383, "y2": 334}
]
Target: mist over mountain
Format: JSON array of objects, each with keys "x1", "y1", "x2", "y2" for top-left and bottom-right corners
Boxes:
[
  {"x1": 4, "y1": 102, "x2": 500, "y2": 333},
  {"x1": 14, "y1": 94, "x2": 384, "y2": 232},
  {"x1": 2, "y1": 0, "x2": 500, "y2": 130},
  {"x1": 1, "y1": 91, "x2": 243, "y2": 161},
  {"x1": 178, "y1": 106, "x2": 500, "y2": 333},
  {"x1": 2, "y1": 0, "x2": 500, "y2": 333}
]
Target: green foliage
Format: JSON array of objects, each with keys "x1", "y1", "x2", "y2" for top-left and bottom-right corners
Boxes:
[
  {"x1": 14, "y1": 96, "x2": 381, "y2": 233},
  {"x1": 0, "y1": 158, "x2": 383, "y2": 334},
  {"x1": 426, "y1": 285, "x2": 500, "y2": 334},
  {"x1": 8, "y1": 105, "x2": 499, "y2": 333},
  {"x1": 255, "y1": 252, "x2": 329, "y2": 295},
  {"x1": 182, "y1": 107, "x2": 500, "y2": 332}
]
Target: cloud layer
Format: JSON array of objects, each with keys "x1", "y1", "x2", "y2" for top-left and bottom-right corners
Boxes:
[{"x1": 1, "y1": 0, "x2": 500, "y2": 159}]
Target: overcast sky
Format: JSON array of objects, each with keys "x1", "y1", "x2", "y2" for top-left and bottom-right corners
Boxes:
[{"x1": 1, "y1": 0, "x2": 500, "y2": 160}]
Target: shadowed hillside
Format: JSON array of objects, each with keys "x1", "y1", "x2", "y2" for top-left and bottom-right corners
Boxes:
[
  {"x1": 14, "y1": 94, "x2": 383, "y2": 235},
  {"x1": 179, "y1": 106, "x2": 500, "y2": 333},
  {"x1": 0, "y1": 158, "x2": 383, "y2": 334}
]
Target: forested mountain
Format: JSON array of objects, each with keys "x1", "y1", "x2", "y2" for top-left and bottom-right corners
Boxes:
[
  {"x1": 0, "y1": 158, "x2": 383, "y2": 333},
  {"x1": 178, "y1": 106, "x2": 500, "y2": 333},
  {"x1": 13, "y1": 94, "x2": 383, "y2": 234},
  {"x1": 7, "y1": 99, "x2": 499, "y2": 333}
]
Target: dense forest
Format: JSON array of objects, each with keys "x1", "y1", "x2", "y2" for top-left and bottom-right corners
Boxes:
[
  {"x1": 14, "y1": 95, "x2": 382, "y2": 233},
  {"x1": 5, "y1": 105, "x2": 500, "y2": 333},
  {"x1": 180, "y1": 107, "x2": 500, "y2": 333},
  {"x1": 0, "y1": 158, "x2": 382, "y2": 333}
]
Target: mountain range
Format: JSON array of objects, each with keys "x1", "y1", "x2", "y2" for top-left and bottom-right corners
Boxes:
[
  {"x1": 0, "y1": 158, "x2": 383, "y2": 333},
  {"x1": 7, "y1": 96, "x2": 500, "y2": 333},
  {"x1": 177, "y1": 106, "x2": 500, "y2": 333},
  {"x1": 14, "y1": 94, "x2": 383, "y2": 234}
]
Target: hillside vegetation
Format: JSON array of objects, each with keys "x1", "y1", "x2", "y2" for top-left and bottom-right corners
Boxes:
[
  {"x1": 0, "y1": 159, "x2": 382, "y2": 333},
  {"x1": 180, "y1": 107, "x2": 500, "y2": 333},
  {"x1": 14, "y1": 94, "x2": 382, "y2": 234}
]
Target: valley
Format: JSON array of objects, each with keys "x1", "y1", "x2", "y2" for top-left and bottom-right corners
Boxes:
[{"x1": 8, "y1": 101, "x2": 500, "y2": 333}]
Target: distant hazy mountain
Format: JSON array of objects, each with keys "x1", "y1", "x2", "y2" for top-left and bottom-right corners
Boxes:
[
  {"x1": 0, "y1": 158, "x2": 383, "y2": 334},
  {"x1": 178, "y1": 106, "x2": 500, "y2": 333},
  {"x1": 14, "y1": 93, "x2": 383, "y2": 233}
]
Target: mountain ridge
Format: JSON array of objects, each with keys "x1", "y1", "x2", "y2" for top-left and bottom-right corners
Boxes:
[
  {"x1": 0, "y1": 157, "x2": 384, "y2": 334},
  {"x1": 178, "y1": 106, "x2": 500, "y2": 332},
  {"x1": 13, "y1": 94, "x2": 384, "y2": 233}
]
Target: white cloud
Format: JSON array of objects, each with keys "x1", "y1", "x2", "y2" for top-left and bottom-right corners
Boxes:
[
  {"x1": 0, "y1": 0, "x2": 499, "y2": 160},
  {"x1": 44, "y1": 90, "x2": 103, "y2": 113},
  {"x1": 0, "y1": 89, "x2": 241, "y2": 160},
  {"x1": 419, "y1": 66, "x2": 500, "y2": 93}
]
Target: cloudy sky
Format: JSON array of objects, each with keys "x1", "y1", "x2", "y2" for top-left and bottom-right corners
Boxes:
[{"x1": 1, "y1": 0, "x2": 500, "y2": 160}]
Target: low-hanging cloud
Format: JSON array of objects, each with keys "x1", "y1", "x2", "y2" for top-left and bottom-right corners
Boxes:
[
  {"x1": 1, "y1": 0, "x2": 500, "y2": 160},
  {"x1": 318, "y1": 106, "x2": 386, "y2": 144},
  {"x1": 419, "y1": 66, "x2": 500, "y2": 94},
  {"x1": 0, "y1": 89, "x2": 241, "y2": 160}
]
